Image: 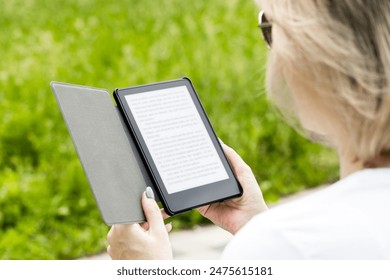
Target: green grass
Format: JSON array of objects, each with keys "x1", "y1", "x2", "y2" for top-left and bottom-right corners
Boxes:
[{"x1": 0, "y1": 0, "x2": 338, "y2": 259}]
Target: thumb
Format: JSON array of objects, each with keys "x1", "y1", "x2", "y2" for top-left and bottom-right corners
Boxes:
[{"x1": 142, "y1": 187, "x2": 166, "y2": 235}]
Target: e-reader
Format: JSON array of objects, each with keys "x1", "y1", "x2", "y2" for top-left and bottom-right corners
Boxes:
[
  {"x1": 114, "y1": 78, "x2": 243, "y2": 216},
  {"x1": 51, "y1": 82, "x2": 153, "y2": 225}
]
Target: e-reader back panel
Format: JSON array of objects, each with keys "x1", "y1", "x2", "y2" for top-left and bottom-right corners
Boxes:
[{"x1": 51, "y1": 82, "x2": 153, "y2": 225}]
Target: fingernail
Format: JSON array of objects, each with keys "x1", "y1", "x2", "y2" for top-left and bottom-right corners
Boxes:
[
  {"x1": 166, "y1": 222, "x2": 173, "y2": 232},
  {"x1": 145, "y1": 186, "x2": 155, "y2": 200}
]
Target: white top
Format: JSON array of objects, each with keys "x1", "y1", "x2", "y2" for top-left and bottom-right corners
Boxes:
[{"x1": 222, "y1": 168, "x2": 390, "y2": 259}]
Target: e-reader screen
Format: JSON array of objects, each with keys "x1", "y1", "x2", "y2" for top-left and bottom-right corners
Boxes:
[
  {"x1": 124, "y1": 85, "x2": 229, "y2": 194},
  {"x1": 114, "y1": 78, "x2": 242, "y2": 215}
]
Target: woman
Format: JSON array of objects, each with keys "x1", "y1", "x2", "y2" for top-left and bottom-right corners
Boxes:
[{"x1": 107, "y1": 0, "x2": 390, "y2": 259}]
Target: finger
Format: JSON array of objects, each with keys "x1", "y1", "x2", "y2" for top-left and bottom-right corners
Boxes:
[
  {"x1": 140, "y1": 221, "x2": 150, "y2": 231},
  {"x1": 142, "y1": 219, "x2": 171, "y2": 232},
  {"x1": 107, "y1": 245, "x2": 112, "y2": 258},
  {"x1": 142, "y1": 187, "x2": 166, "y2": 235},
  {"x1": 165, "y1": 222, "x2": 173, "y2": 233},
  {"x1": 108, "y1": 224, "x2": 143, "y2": 245},
  {"x1": 161, "y1": 208, "x2": 171, "y2": 220},
  {"x1": 221, "y1": 143, "x2": 250, "y2": 175},
  {"x1": 197, "y1": 204, "x2": 210, "y2": 216},
  {"x1": 140, "y1": 220, "x2": 170, "y2": 232}
]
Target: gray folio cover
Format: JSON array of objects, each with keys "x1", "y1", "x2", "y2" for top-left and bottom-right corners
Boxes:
[{"x1": 51, "y1": 82, "x2": 153, "y2": 225}]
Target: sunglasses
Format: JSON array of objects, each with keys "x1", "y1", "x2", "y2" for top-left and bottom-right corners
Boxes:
[{"x1": 258, "y1": 11, "x2": 272, "y2": 48}]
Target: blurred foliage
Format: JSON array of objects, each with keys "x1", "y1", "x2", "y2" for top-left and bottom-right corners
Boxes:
[{"x1": 0, "y1": 0, "x2": 338, "y2": 259}]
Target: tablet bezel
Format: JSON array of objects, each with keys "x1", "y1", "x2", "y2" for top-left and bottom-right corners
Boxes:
[{"x1": 114, "y1": 78, "x2": 242, "y2": 215}]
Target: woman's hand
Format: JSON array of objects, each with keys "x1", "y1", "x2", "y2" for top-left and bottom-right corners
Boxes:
[
  {"x1": 107, "y1": 187, "x2": 173, "y2": 260},
  {"x1": 197, "y1": 143, "x2": 268, "y2": 234}
]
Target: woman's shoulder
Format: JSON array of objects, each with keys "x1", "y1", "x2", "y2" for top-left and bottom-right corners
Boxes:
[{"x1": 221, "y1": 168, "x2": 390, "y2": 259}]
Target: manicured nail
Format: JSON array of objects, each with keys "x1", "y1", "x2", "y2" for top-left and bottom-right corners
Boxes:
[
  {"x1": 146, "y1": 186, "x2": 155, "y2": 200},
  {"x1": 166, "y1": 222, "x2": 173, "y2": 232}
]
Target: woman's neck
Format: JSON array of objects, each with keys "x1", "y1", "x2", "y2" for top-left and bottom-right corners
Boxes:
[
  {"x1": 338, "y1": 152, "x2": 364, "y2": 178},
  {"x1": 338, "y1": 146, "x2": 390, "y2": 178}
]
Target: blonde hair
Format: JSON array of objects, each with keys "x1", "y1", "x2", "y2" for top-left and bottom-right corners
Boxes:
[{"x1": 259, "y1": 0, "x2": 390, "y2": 166}]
